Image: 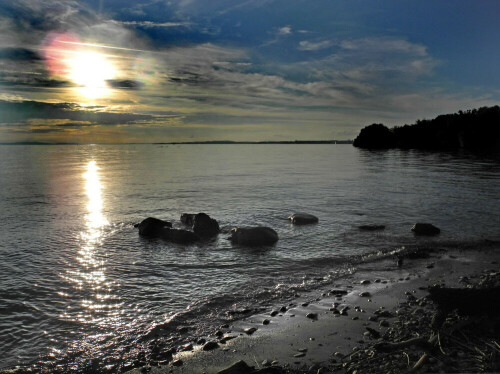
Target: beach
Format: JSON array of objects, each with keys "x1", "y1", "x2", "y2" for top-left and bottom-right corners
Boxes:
[{"x1": 126, "y1": 241, "x2": 500, "y2": 374}]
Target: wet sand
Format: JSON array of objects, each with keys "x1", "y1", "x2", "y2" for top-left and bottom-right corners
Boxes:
[{"x1": 127, "y1": 244, "x2": 500, "y2": 374}]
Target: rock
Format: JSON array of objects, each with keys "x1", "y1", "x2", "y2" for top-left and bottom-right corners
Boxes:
[
  {"x1": 244, "y1": 327, "x2": 257, "y2": 335},
  {"x1": 160, "y1": 227, "x2": 199, "y2": 244},
  {"x1": 359, "y1": 292, "x2": 371, "y2": 297},
  {"x1": 379, "y1": 319, "x2": 390, "y2": 327},
  {"x1": 294, "y1": 353, "x2": 306, "y2": 358},
  {"x1": 180, "y1": 213, "x2": 196, "y2": 225},
  {"x1": 411, "y1": 223, "x2": 440, "y2": 236},
  {"x1": 193, "y1": 213, "x2": 220, "y2": 238},
  {"x1": 177, "y1": 326, "x2": 189, "y2": 334},
  {"x1": 218, "y1": 360, "x2": 254, "y2": 374},
  {"x1": 171, "y1": 359, "x2": 183, "y2": 367},
  {"x1": 360, "y1": 280, "x2": 371, "y2": 285},
  {"x1": 358, "y1": 225, "x2": 385, "y2": 231},
  {"x1": 203, "y1": 341, "x2": 220, "y2": 351},
  {"x1": 306, "y1": 313, "x2": 318, "y2": 320},
  {"x1": 365, "y1": 327, "x2": 381, "y2": 339},
  {"x1": 136, "y1": 217, "x2": 172, "y2": 237},
  {"x1": 262, "y1": 319, "x2": 270, "y2": 325},
  {"x1": 229, "y1": 227, "x2": 279, "y2": 246},
  {"x1": 270, "y1": 310, "x2": 278, "y2": 317},
  {"x1": 288, "y1": 213, "x2": 319, "y2": 225}
]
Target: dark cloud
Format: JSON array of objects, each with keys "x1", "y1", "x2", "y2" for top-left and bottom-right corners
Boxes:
[
  {"x1": 106, "y1": 79, "x2": 143, "y2": 89},
  {"x1": 0, "y1": 72, "x2": 70, "y2": 88},
  {"x1": 0, "y1": 99, "x2": 153, "y2": 125},
  {"x1": 0, "y1": 47, "x2": 42, "y2": 61}
]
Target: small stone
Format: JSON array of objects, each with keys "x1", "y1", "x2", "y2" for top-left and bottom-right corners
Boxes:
[
  {"x1": 197, "y1": 338, "x2": 206, "y2": 345},
  {"x1": 298, "y1": 348, "x2": 308, "y2": 352},
  {"x1": 181, "y1": 343, "x2": 193, "y2": 351},
  {"x1": 301, "y1": 302, "x2": 309, "y2": 307},
  {"x1": 360, "y1": 280, "x2": 371, "y2": 285},
  {"x1": 270, "y1": 310, "x2": 278, "y2": 316},
  {"x1": 294, "y1": 352, "x2": 306, "y2": 358},
  {"x1": 271, "y1": 360, "x2": 279, "y2": 365},
  {"x1": 306, "y1": 313, "x2": 318, "y2": 320},
  {"x1": 280, "y1": 306, "x2": 287, "y2": 312},
  {"x1": 359, "y1": 292, "x2": 371, "y2": 297},
  {"x1": 352, "y1": 316, "x2": 359, "y2": 320},
  {"x1": 379, "y1": 320, "x2": 390, "y2": 327},
  {"x1": 244, "y1": 327, "x2": 257, "y2": 335},
  {"x1": 177, "y1": 326, "x2": 189, "y2": 334},
  {"x1": 262, "y1": 319, "x2": 270, "y2": 325},
  {"x1": 203, "y1": 341, "x2": 219, "y2": 351},
  {"x1": 171, "y1": 359, "x2": 183, "y2": 367},
  {"x1": 261, "y1": 359, "x2": 271, "y2": 367}
]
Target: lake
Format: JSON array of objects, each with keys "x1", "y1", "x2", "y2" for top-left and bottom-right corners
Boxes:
[{"x1": 0, "y1": 144, "x2": 499, "y2": 372}]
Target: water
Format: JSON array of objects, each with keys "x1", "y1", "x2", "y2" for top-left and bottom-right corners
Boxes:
[{"x1": 0, "y1": 144, "x2": 499, "y2": 372}]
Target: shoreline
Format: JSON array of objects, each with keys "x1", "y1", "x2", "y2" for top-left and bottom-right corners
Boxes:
[{"x1": 127, "y1": 243, "x2": 500, "y2": 374}]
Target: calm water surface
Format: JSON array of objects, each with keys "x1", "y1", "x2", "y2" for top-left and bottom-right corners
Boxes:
[{"x1": 0, "y1": 145, "x2": 499, "y2": 372}]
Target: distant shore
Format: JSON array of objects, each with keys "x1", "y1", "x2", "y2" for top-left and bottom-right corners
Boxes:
[
  {"x1": 126, "y1": 241, "x2": 500, "y2": 374},
  {"x1": 0, "y1": 140, "x2": 353, "y2": 146}
]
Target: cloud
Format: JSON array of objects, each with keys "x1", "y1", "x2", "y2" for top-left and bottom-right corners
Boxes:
[
  {"x1": 0, "y1": 99, "x2": 154, "y2": 125},
  {"x1": 0, "y1": 47, "x2": 42, "y2": 61},
  {"x1": 106, "y1": 79, "x2": 143, "y2": 89},
  {"x1": 118, "y1": 21, "x2": 191, "y2": 28},
  {"x1": 278, "y1": 26, "x2": 292, "y2": 35},
  {"x1": 298, "y1": 39, "x2": 334, "y2": 51}
]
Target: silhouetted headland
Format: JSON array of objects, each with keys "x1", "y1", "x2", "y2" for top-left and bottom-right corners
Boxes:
[{"x1": 353, "y1": 105, "x2": 500, "y2": 150}]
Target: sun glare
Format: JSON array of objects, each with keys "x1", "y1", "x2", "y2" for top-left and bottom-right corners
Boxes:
[
  {"x1": 68, "y1": 51, "x2": 116, "y2": 98},
  {"x1": 42, "y1": 32, "x2": 118, "y2": 99}
]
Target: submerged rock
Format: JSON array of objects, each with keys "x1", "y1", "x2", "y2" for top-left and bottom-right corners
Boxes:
[
  {"x1": 161, "y1": 227, "x2": 199, "y2": 244},
  {"x1": 288, "y1": 213, "x2": 319, "y2": 225},
  {"x1": 136, "y1": 217, "x2": 172, "y2": 238},
  {"x1": 229, "y1": 227, "x2": 279, "y2": 246},
  {"x1": 358, "y1": 225, "x2": 385, "y2": 231},
  {"x1": 411, "y1": 223, "x2": 441, "y2": 236}
]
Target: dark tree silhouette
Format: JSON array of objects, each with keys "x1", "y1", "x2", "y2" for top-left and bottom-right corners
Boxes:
[{"x1": 353, "y1": 106, "x2": 500, "y2": 150}]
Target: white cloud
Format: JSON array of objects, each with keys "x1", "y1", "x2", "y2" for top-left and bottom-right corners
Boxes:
[
  {"x1": 298, "y1": 39, "x2": 334, "y2": 51},
  {"x1": 278, "y1": 26, "x2": 292, "y2": 35}
]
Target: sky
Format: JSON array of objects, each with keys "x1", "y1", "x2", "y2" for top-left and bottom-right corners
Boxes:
[{"x1": 0, "y1": 0, "x2": 499, "y2": 143}]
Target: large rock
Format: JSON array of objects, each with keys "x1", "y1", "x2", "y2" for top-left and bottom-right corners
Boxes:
[
  {"x1": 229, "y1": 227, "x2": 279, "y2": 246},
  {"x1": 136, "y1": 217, "x2": 172, "y2": 238},
  {"x1": 193, "y1": 213, "x2": 220, "y2": 238},
  {"x1": 288, "y1": 213, "x2": 318, "y2": 225},
  {"x1": 161, "y1": 228, "x2": 199, "y2": 244},
  {"x1": 411, "y1": 223, "x2": 440, "y2": 236},
  {"x1": 180, "y1": 213, "x2": 196, "y2": 225}
]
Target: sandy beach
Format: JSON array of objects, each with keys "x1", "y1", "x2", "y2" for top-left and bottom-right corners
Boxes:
[{"x1": 126, "y1": 241, "x2": 500, "y2": 374}]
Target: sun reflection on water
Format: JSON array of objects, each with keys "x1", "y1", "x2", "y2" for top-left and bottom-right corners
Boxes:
[{"x1": 61, "y1": 161, "x2": 122, "y2": 327}]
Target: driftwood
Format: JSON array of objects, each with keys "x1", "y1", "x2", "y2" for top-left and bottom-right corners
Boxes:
[{"x1": 374, "y1": 286, "x2": 500, "y2": 371}]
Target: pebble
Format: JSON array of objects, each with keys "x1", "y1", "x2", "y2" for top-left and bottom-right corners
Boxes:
[
  {"x1": 294, "y1": 352, "x2": 306, "y2": 358},
  {"x1": 202, "y1": 341, "x2": 219, "y2": 351},
  {"x1": 171, "y1": 360, "x2": 183, "y2": 367},
  {"x1": 360, "y1": 280, "x2": 371, "y2": 285},
  {"x1": 244, "y1": 327, "x2": 257, "y2": 335},
  {"x1": 177, "y1": 326, "x2": 189, "y2": 334},
  {"x1": 270, "y1": 310, "x2": 278, "y2": 317},
  {"x1": 306, "y1": 313, "x2": 318, "y2": 320},
  {"x1": 298, "y1": 348, "x2": 308, "y2": 352},
  {"x1": 359, "y1": 292, "x2": 371, "y2": 297},
  {"x1": 261, "y1": 359, "x2": 271, "y2": 367},
  {"x1": 262, "y1": 319, "x2": 270, "y2": 325},
  {"x1": 280, "y1": 306, "x2": 287, "y2": 312},
  {"x1": 379, "y1": 320, "x2": 390, "y2": 327}
]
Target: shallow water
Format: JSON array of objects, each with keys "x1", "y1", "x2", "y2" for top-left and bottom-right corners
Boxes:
[{"x1": 0, "y1": 144, "x2": 499, "y2": 372}]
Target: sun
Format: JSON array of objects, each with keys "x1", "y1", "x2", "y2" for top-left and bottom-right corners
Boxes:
[
  {"x1": 67, "y1": 51, "x2": 116, "y2": 99},
  {"x1": 42, "y1": 33, "x2": 118, "y2": 99}
]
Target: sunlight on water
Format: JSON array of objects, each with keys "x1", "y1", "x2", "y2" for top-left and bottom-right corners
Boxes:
[{"x1": 61, "y1": 160, "x2": 122, "y2": 329}]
